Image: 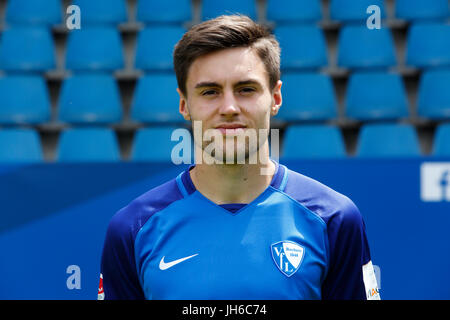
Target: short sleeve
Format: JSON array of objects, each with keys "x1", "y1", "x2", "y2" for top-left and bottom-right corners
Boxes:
[
  {"x1": 321, "y1": 200, "x2": 380, "y2": 300},
  {"x1": 99, "y1": 209, "x2": 146, "y2": 300}
]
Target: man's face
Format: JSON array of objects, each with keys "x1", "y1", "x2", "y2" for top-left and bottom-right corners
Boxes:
[{"x1": 178, "y1": 47, "x2": 282, "y2": 163}]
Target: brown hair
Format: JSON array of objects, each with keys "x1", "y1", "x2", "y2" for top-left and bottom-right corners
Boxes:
[{"x1": 173, "y1": 15, "x2": 281, "y2": 96}]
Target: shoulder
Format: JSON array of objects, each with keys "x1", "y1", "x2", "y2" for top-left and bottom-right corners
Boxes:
[
  {"x1": 106, "y1": 177, "x2": 185, "y2": 241},
  {"x1": 282, "y1": 167, "x2": 363, "y2": 228}
]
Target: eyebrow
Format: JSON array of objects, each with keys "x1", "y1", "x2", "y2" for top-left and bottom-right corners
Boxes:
[{"x1": 194, "y1": 79, "x2": 263, "y2": 90}]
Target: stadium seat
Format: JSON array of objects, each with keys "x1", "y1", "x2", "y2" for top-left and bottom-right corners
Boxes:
[
  {"x1": 395, "y1": 0, "x2": 450, "y2": 22},
  {"x1": 345, "y1": 72, "x2": 409, "y2": 121},
  {"x1": 131, "y1": 74, "x2": 183, "y2": 123},
  {"x1": 357, "y1": 123, "x2": 421, "y2": 157},
  {"x1": 58, "y1": 74, "x2": 123, "y2": 125},
  {"x1": 71, "y1": 0, "x2": 127, "y2": 26},
  {"x1": 201, "y1": 0, "x2": 257, "y2": 21},
  {"x1": 56, "y1": 128, "x2": 121, "y2": 162},
  {"x1": 433, "y1": 123, "x2": 450, "y2": 156},
  {"x1": 135, "y1": 26, "x2": 185, "y2": 72},
  {"x1": 282, "y1": 125, "x2": 346, "y2": 159},
  {"x1": 330, "y1": 0, "x2": 386, "y2": 23},
  {"x1": 0, "y1": 129, "x2": 43, "y2": 162},
  {"x1": 65, "y1": 27, "x2": 124, "y2": 72},
  {"x1": 136, "y1": 0, "x2": 191, "y2": 24},
  {"x1": 5, "y1": 0, "x2": 62, "y2": 26},
  {"x1": 417, "y1": 70, "x2": 450, "y2": 119},
  {"x1": 0, "y1": 76, "x2": 51, "y2": 125},
  {"x1": 266, "y1": 0, "x2": 322, "y2": 24},
  {"x1": 0, "y1": 27, "x2": 56, "y2": 72},
  {"x1": 131, "y1": 127, "x2": 190, "y2": 162},
  {"x1": 275, "y1": 25, "x2": 328, "y2": 70},
  {"x1": 337, "y1": 25, "x2": 396, "y2": 70},
  {"x1": 406, "y1": 23, "x2": 450, "y2": 69},
  {"x1": 275, "y1": 73, "x2": 337, "y2": 121}
]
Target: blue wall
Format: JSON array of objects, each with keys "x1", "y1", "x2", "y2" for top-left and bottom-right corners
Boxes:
[{"x1": 0, "y1": 159, "x2": 449, "y2": 299}]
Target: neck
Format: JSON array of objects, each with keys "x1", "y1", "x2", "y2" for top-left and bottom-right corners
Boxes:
[{"x1": 189, "y1": 147, "x2": 276, "y2": 205}]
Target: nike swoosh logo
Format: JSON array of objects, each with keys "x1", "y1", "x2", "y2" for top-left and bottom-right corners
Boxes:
[{"x1": 159, "y1": 254, "x2": 198, "y2": 270}]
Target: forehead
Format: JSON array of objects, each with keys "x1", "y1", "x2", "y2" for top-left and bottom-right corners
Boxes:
[{"x1": 186, "y1": 47, "x2": 269, "y2": 89}]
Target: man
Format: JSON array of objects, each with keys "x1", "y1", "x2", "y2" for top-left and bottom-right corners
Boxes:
[{"x1": 98, "y1": 15, "x2": 380, "y2": 300}]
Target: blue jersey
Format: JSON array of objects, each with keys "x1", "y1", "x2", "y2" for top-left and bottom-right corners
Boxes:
[{"x1": 99, "y1": 161, "x2": 380, "y2": 300}]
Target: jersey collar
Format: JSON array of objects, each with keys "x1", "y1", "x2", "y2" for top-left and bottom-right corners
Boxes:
[{"x1": 177, "y1": 160, "x2": 287, "y2": 197}]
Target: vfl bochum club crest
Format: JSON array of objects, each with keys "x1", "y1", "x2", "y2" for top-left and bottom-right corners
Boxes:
[{"x1": 271, "y1": 241, "x2": 305, "y2": 277}]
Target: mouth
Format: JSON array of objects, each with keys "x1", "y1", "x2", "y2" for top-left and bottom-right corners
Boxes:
[{"x1": 214, "y1": 124, "x2": 247, "y2": 135}]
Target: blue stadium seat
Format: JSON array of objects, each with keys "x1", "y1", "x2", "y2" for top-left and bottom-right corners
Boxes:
[
  {"x1": 132, "y1": 127, "x2": 190, "y2": 162},
  {"x1": 337, "y1": 25, "x2": 396, "y2": 70},
  {"x1": 433, "y1": 123, "x2": 450, "y2": 156},
  {"x1": 131, "y1": 74, "x2": 183, "y2": 123},
  {"x1": 201, "y1": 0, "x2": 257, "y2": 21},
  {"x1": 65, "y1": 27, "x2": 124, "y2": 72},
  {"x1": 58, "y1": 74, "x2": 123, "y2": 125},
  {"x1": 136, "y1": 0, "x2": 191, "y2": 24},
  {"x1": 135, "y1": 26, "x2": 185, "y2": 72},
  {"x1": 5, "y1": 0, "x2": 62, "y2": 26},
  {"x1": 417, "y1": 70, "x2": 450, "y2": 119},
  {"x1": 57, "y1": 128, "x2": 121, "y2": 162},
  {"x1": 282, "y1": 125, "x2": 346, "y2": 159},
  {"x1": 406, "y1": 23, "x2": 450, "y2": 69},
  {"x1": 330, "y1": 0, "x2": 386, "y2": 23},
  {"x1": 357, "y1": 123, "x2": 421, "y2": 157},
  {"x1": 345, "y1": 72, "x2": 409, "y2": 121},
  {"x1": 266, "y1": 0, "x2": 322, "y2": 24},
  {"x1": 275, "y1": 25, "x2": 328, "y2": 70},
  {"x1": 395, "y1": 0, "x2": 450, "y2": 22},
  {"x1": 0, "y1": 27, "x2": 56, "y2": 72},
  {"x1": 0, "y1": 76, "x2": 51, "y2": 125},
  {"x1": 0, "y1": 129, "x2": 43, "y2": 162},
  {"x1": 276, "y1": 73, "x2": 337, "y2": 121},
  {"x1": 71, "y1": 0, "x2": 127, "y2": 26}
]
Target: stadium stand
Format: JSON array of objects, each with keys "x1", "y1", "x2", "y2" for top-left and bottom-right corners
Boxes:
[
  {"x1": 0, "y1": 75, "x2": 51, "y2": 124},
  {"x1": 0, "y1": 128, "x2": 43, "y2": 162},
  {"x1": 356, "y1": 123, "x2": 421, "y2": 157},
  {"x1": 329, "y1": 0, "x2": 386, "y2": 23},
  {"x1": 433, "y1": 123, "x2": 450, "y2": 156},
  {"x1": 71, "y1": 0, "x2": 128, "y2": 26},
  {"x1": 282, "y1": 125, "x2": 346, "y2": 159},
  {"x1": 274, "y1": 25, "x2": 328, "y2": 70},
  {"x1": 275, "y1": 73, "x2": 337, "y2": 121},
  {"x1": 65, "y1": 27, "x2": 124, "y2": 72},
  {"x1": 337, "y1": 25, "x2": 397, "y2": 70},
  {"x1": 134, "y1": 26, "x2": 186, "y2": 71},
  {"x1": 201, "y1": 0, "x2": 257, "y2": 21},
  {"x1": 0, "y1": 0, "x2": 448, "y2": 161},
  {"x1": 4, "y1": 0, "x2": 62, "y2": 26},
  {"x1": 266, "y1": 0, "x2": 322, "y2": 25},
  {"x1": 405, "y1": 22, "x2": 450, "y2": 69},
  {"x1": 56, "y1": 128, "x2": 121, "y2": 162},
  {"x1": 131, "y1": 127, "x2": 189, "y2": 162},
  {"x1": 58, "y1": 74, "x2": 123, "y2": 125},
  {"x1": 131, "y1": 74, "x2": 183, "y2": 124},
  {"x1": 136, "y1": 0, "x2": 192, "y2": 24},
  {"x1": 417, "y1": 70, "x2": 450, "y2": 120},
  {"x1": 345, "y1": 72, "x2": 409, "y2": 121},
  {"x1": 395, "y1": 0, "x2": 450, "y2": 22},
  {"x1": 0, "y1": 26, "x2": 56, "y2": 72}
]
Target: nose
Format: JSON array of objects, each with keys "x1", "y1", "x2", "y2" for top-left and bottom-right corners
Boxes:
[{"x1": 219, "y1": 90, "x2": 241, "y2": 117}]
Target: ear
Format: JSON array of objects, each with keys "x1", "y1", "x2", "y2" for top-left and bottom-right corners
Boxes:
[
  {"x1": 177, "y1": 88, "x2": 191, "y2": 121},
  {"x1": 270, "y1": 80, "x2": 282, "y2": 116}
]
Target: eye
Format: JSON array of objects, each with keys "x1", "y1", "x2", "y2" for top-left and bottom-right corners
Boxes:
[
  {"x1": 239, "y1": 87, "x2": 256, "y2": 94},
  {"x1": 201, "y1": 89, "x2": 218, "y2": 96}
]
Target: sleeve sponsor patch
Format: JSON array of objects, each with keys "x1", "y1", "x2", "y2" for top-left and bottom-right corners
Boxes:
[
  {"x1": 362, "y1": 261, "x2": 380, "y2": 300},
  {"x1": 98, "y1": 273, "x2": 105, "y2": 300}
]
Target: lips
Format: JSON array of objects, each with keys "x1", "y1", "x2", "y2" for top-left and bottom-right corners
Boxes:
[{"x1": 214, "y1": 124, "x2": 247, "y2": 135}]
